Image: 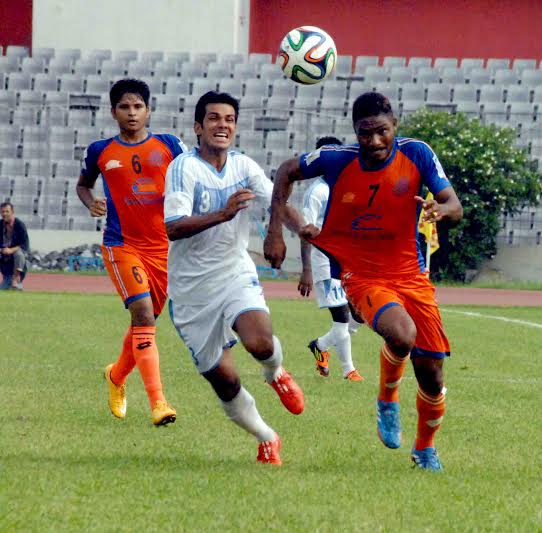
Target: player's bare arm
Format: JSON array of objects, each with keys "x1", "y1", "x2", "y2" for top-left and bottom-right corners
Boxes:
[
  {"x1": 298, "y1": 238, "x2": 313, "y2": 297},
  {"x1": 166, "y1": 188, "x2": 255, "y2": 241},
  {"x1": 264, "y1": 157, "x2": 308, "y2": 268},
  {"x1": 414, "y1": 187, "x2": 463, "y2": 225},
  {"x1": 76, "y1": 174, "x2": 107, "y2": 217}
]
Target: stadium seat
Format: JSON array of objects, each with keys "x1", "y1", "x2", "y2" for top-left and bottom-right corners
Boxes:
[
  {"x1": 266, "y1": 94, "x2": 293, "y2": 113},
  {"x1": 233, "y1": 63, "x2": 259, "y2": 79},
  {"x1": 153, "y1": 94, "x2": 181, "y2": 114},
  {"x1": 10, "y1": 195, "x2": 37, "y2": 217},
  {"x1": 74, "y1": 126, "x2": 98, "y2": 147},
  {"x1": 180, "y1": 62, "x2": 206, "y2": 79},
  {"x1": 480, "y1": 84, "x2": 506, "y2": 105},
  {"x1": 400, "y1": 99, "x2": 425, "y2": 117},
  {"x1": 334, "y1": 55, "x2": 353, "y2": 77},
  {"x1": 455, "y1": 101, "x2": 481, "y2": 118},
  {"x1": 0, "y1": 176, "x2": 13, "y2": 197},
  {"x1": 100, "y1": 60, "x2": 127, "y2": 78},
  {"x1": 1, "y1": 158, "x2": 26, "y2": 177},
  {"x1": 67, "y1": 109, "x2": 93, "y2": 127},
  {"x1": 512, "y1": 58, "x2": 537, "y2": 72},
  {"x1": 22, "y1": 125, "x2": 47, "y2": 143},
  {"x1": 166, "y1": 51, "x2": 190, "y2": 64},
  {"x1": 33, "y1": 73, "x2": 59, "y2": 92},
  {"x1": 127, "y1": 61, "x2": 153, "y2": 78},
  {"x1": 441, "y1": 67, "x2": 466, "y2": 84},
  {"x1": 50, "y1": 143, "x2": 75, "y2": 160},
  {"x1": 7, "y1": 73, "x2": 32, "y2": 91},
  {"x1": 416, "y1": 67, "x2": 440, "y2": 85},
  {"x1": 114, "y1": 50, "x2": 138, "y2": 63},
  {"x1": 12, "y1": 107, "x2": 39, "y2": 126},
  {"x1": 217, "y1": 78, "x2": 243, "y2": 99},
  {"x1": 383, "y1": 56, "x2": 406, "y2": 69},
  {"x1": 142, "y1": 76, "x2": 164, "y2": 95},
  {"x1": 58, "y1": 74, "x2": 84, "y2": 93},
  {"x1": 349, "y1": 80, "x2": 376, "y2": 100},
  {"x1": 237, "y1": 131, "x2": 265, "y2": 152},
  {"x1": 73, "y1": 59, "x2": 99, "y2": 76},
  {"x1": 18, "y1": 90, "x2": 44, "y2": 107},
  {"x1": 0, "y1": 89, "x2": 17, "y2": 108},
  {"x1": 259, "y1": 63, "x2": 284, "y2": 81},
  {"x1": 426, "y1": 83, "x2": 452, "y2": 104},
  {"x1": 191, "y1": 77, "x2": 218, "y2": 96},
  {"x1": 265, "y1": 130, "x2": 291, "y2": 151},
  {"x1": 505, "y1": 85, "x2": 531, "y2": 103},
  {"x1": 85, "y1": 75, "x2": 111, "y2": 94},
  {"x1": 47, "y1": 57, "x2": 73, "y2": 76},
  {"x1": 0, "y1": 56, "x2": 20, "y2": 74},
  {"x1": 452, "y1": 84, "x2": 478, "y2": 103},
  {"x1": 6, "y1": 45, "x2": 29, "y2": 60},
  {"x1": 354, "y1": 56, "x2": 379, "y2": 76},
  {"x1": 206, "y1": 62, "x2": 231, "y2": 80},
  {"x1": 407, "y1": 57, "x2": 432, "y2": 70},
  {"x1": 43, "y1": 214, "x2": 68, "y2": 230},
  {"x1": 149, "y1": 114, "x2": 174, "y2": 131},
  {"x1": 434, "y1": 57, "x2": 458, "y2": 69},
  {"x1": 249, "y1": 53, "x2": 272, "y2": 67},
  {"x1": 520, "y1": 69, "x2": 542, "y2": 87},
  {"x1": 0, "y1": 125, "x2": 20, "y2": 144},
  {"x1": 494, "y1": 69, "x2": 519, "y2": 86},
  {"x1": 508, "y1": 102, "x2": 535, "y2": 127},
  {"x1": 271, "y1": 79, "x2": 296, "y2": 99},
  {"x1": 12, "y1": 176, "x2": 40, "y2": 197},
  {"x1": 153, "y1": 61, "x2": 179, "y2": 79},
  {"x1": 20, "y1": 57, "x2": 46, "y2": 75},
  {"x1": 467, "y1": 67, "x2": 492, "y2": 86},
  {"x1": 364, "y1": 66, "x2": 389, "y2": 84},
  {"x1": 141, "y1": 51, "x2": 165, "y2": 65},
  {"x1": 481, "y1": 102, "x2": 508, "y2": 125},
  {"x1": 389, "y1": 66, "x2": 414, "y2": 84},
  {"x1": 0, "y1": 142, "x2": 18, "y2": 159},
  {"x1": 86, "y1": 49, "x2": 112, "y2": 64},
  {"x1": 459, "y1": 58, "x2": 484, "y2": 71},
  {"x1": 55, "y1": 48, "x2": 82, "y2": 63},
  {"x1": 244, "y1": 79, "x2": 270, "y2": 98},
  {"x1": 191, "y1": 52, "x2": 218, "y2": 65},
  {"x1": 375, "y1": 82, "x2": 400, "y2": 101},
  {"x1": 54, "y1": 160, "x2": 81, "y2": 178},
  {"x1": 293, "y1": 92, "x2": 320, "y2": 112},
  {"x1": 26, "y1": 158, "x2": 51, "y2": 178},
  {"x1": 32, "y1": 47, "x2": 55, "y2": 65},
  {"x1": 165, "y1": 77, "x2": 190, "y2": 96},
  {"x1": 486, "y1": 58, "x2": 510, "y2": 72},
  {"x1": 217, "y1": 53, "x2": 247, "y2": 67}
]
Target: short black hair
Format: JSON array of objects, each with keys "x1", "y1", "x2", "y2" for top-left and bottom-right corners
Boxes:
[
  {"x1": 315, "y1": 136, "x2": 342, "y2": 149},
  {"x1": 194, "y1": 91, "x2": 239, "y2": 126},
  {"x1": 110, "y1": 78, "x2": 150, "y2": 108},
  {"x1": 352, "y1": 92, "x2": 394, "y2": 125},
  {"x1": 1, "y1": 201, "x2": 13, "y2": 210}
]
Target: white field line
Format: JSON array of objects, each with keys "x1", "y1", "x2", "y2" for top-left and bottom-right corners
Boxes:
[{"x1": 442, "y1": 308, "x2": 542, "y2": 330}]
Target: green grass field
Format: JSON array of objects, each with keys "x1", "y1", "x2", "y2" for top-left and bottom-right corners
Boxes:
[{"x1": 1, "y1": 292, "x2": 541, "y2": 532}]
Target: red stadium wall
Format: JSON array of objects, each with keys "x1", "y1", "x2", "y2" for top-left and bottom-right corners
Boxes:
[
  {"x1": 0, "y1": 0, "x2": 33, "y2": 50},
  {"x1": 249, "y1": 0, "x2": 542, "y2": 62}
]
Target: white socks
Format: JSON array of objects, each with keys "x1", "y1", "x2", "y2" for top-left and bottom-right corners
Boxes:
[
  {"x1": 221, "y1": 386, "x2": 275, "y2": 442},
  {"x1": 260, "y1": 335, "x2": 284, "y2": 383},
  {"x1": 348, "y1": 315, "x2": 364, "y2": 334},
  {"x1": 318, "y1": 322, "x2": 355, "y2": 376}
]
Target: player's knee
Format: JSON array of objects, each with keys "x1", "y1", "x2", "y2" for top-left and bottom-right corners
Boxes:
[
  {"x1": 211, "y1": 375, "x2": 241, "y2": 402},
  {"x1": 413, "y1": 359, "x2": 444, "y2": 396},
  {"x1": 245, "y1": 334, "x2": 274, "y2": 360},
  {"x1": 388, "y1": 326, "x2": 416, "y2": 357}
]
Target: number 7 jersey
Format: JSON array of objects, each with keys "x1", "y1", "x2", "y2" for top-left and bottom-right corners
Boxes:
[
  {"x1": 299, "y1": 138, "x2": 451, "y2": 278},
  {"x1": 81, "y1": 133, "x2": 186, "y2": 253}
]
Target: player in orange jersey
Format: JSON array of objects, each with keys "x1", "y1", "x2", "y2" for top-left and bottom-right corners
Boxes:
[
  {"x1": 76, "y1": 78, "x2": 187, "y2": 426},
  {"x1": 264, "y1": 92, "x2": 463, "y2": 471}
]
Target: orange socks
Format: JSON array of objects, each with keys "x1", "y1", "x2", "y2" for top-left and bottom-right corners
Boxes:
[
  {"x1": 110, "y1": 327, "x2": 136, "y2": 386},
  {"x1": 132, "y1": 326, "x2": 165, "y2": 408},
  {"x1": 415, "y1": 387, "x2": 446, "y2": 450},
  {"x1": 378, "y1": 344, "x2": 409, "y2": 403}
]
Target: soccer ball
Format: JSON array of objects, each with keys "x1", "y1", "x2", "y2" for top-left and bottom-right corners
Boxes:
[{"x1": 278, "y1": 26, "x2": 337, "y2": 85}]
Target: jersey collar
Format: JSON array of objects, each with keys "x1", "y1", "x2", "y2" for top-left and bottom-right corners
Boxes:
[{"x1": 114, "y1": 132, "x2": 152, "y2": 147}]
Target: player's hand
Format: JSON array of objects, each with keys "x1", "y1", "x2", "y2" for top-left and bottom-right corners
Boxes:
[
  {"x1": 223, "y1": 188, "x2": 256, "y2": 220},
  {"x1": 89, "y1": 198, "x2": 107, "y2": 217},
  {"x1": 298, "y1": 270, "x2": 313, "y2": 297},
  {"x1": 1, "y1": 247, "x2": 12, "y2": 255},
  {"x1": 263, "y1": 232, "x2": 286, "y2": 269},
  {"x1": 415, "y1": 195, "x2": 445, "y2": 223},
  {"x1": 299, "y1": 224, "x2": 321, "y2": 240}
]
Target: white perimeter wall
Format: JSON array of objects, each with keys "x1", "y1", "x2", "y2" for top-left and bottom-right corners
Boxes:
[{"x1": 33, "y1": 0, "x2": 250, "y2": 54}]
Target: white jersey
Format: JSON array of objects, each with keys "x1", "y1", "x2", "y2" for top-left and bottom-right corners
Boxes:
[
  {"x1": 164, "y1": 148, "x2": 272, "y2": 304},
  {"x1": 302, "y1": 177, "x2": 332, "y2": 283}
]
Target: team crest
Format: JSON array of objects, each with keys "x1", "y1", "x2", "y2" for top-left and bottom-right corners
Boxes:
[
  {"x1": 148, "y1": 150, "x2": 165, "y2": 167},
  {"x1": 393, "y1": 176, "x2": 410, "y2": 196},
  {"x1": 342, "y1": 192, "x2": 355, "y2": 203}
]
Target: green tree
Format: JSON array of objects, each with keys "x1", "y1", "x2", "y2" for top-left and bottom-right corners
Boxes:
[{"x1": 399, "y1": 110, "x2": 542, "y2": 281}]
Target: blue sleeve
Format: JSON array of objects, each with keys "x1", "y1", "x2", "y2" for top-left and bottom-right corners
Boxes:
[
  {"x1": 299, "y1": 148, "x2": 329, "y2": 180},
  {"x1": 155, "y1": 134, "x2": 186, "y2": 159},
  {"x1": 410, "y1": 141, "x2": 451, "y2": 194},
  {"x1": 80, "y1": 140, "x2": 106, "y2": 181}
]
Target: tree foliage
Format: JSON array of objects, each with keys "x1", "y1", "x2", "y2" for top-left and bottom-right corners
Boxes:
[{"x1": 399, "y1": 110, "x2": 542, "y2": 280}]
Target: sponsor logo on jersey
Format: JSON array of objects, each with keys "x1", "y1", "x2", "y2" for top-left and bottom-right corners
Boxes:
[
  {"x1": 351, "y1": 213, "x2": 383, "y2": 231},
  {"x1": 132, "y1": 177, "x2": 159, "y2": 195},
  {"x1": 105, "y1": 159, "x2": 123, "y2": 170},
  {"x1": 304, "y1": 148, "x2": 322, "y2": 166},
  {"x1": 342, "y1": 192, "x2": 356, "y2": 203}
]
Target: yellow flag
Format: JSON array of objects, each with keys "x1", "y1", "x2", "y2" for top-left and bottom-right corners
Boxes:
[{"x1": 418, "y1": 192, "x2": 440, "y2": 254}]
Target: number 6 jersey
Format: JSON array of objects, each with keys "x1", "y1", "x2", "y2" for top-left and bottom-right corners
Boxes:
[
  {"x1": 299, "y1": 138, "x2": 451, "y2": 278},
  {"x1": 81, "y1": 133, "x2": 186, "y2": 253}
]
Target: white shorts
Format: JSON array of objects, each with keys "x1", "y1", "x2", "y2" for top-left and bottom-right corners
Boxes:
[
  {"x1": 315, "y1": 278, "x2": 348, "y2": 308},
  {"x1": 169, "y1": 274, "x2": 269, "y2": 373}
]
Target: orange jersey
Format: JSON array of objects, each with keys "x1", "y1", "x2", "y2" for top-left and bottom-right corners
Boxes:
[
  {"x1": 81, "y1": 133, "x2": 186, "y2": 253},
  {"x1": 299, "y1": 139, "x2": 451, "y2": 278}
]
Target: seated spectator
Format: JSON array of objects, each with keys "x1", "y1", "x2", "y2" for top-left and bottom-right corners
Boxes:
[{"x1": 0, "y1": 202, "x2": 29, "y2": 290}]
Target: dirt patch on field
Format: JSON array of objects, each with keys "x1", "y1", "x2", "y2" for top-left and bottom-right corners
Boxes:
[{"x1": 16, "y1": 273, "x2": 542, "y2": 306}]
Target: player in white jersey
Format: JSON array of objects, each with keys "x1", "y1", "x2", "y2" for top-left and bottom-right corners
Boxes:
[
  {"x1": 164, "y1": 91, "x2": 305, "y2": 466},
  {"x1": 298, "y1": 136, "x2": 364, "y2": 381}
]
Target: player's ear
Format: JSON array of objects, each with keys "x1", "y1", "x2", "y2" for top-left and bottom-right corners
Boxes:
[
  {"x1": 194, "y1": 121, "x2": 203, "y2": 136},
  {"x1": 392, "y1": 116, "x2": 398, "y2": 132}
]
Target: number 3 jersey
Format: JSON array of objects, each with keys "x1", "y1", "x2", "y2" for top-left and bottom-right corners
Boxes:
[
  {"x1": 81, "y1": 133, "x2": 186, "y2": 253},
  {"x1": 299, "y1": 138, "x2": 451, "y2": 278},
  {"x1": 164, "y1": 148, "x2": 273, "y2": 304}
]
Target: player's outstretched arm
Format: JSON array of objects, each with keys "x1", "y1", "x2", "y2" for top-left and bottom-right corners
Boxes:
[
  {"x1": 76, "y1": 174, "x2": 106, "y2": 217},
  {"x1": 415, "y1": 187, "x2": 463, "y2": 226},
  {"x1": 166, "y1": 188, "x2": 255, "y2": 241},
  {"x1": 264, "y1": 157, "x2": 306, "y2": 269}
]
